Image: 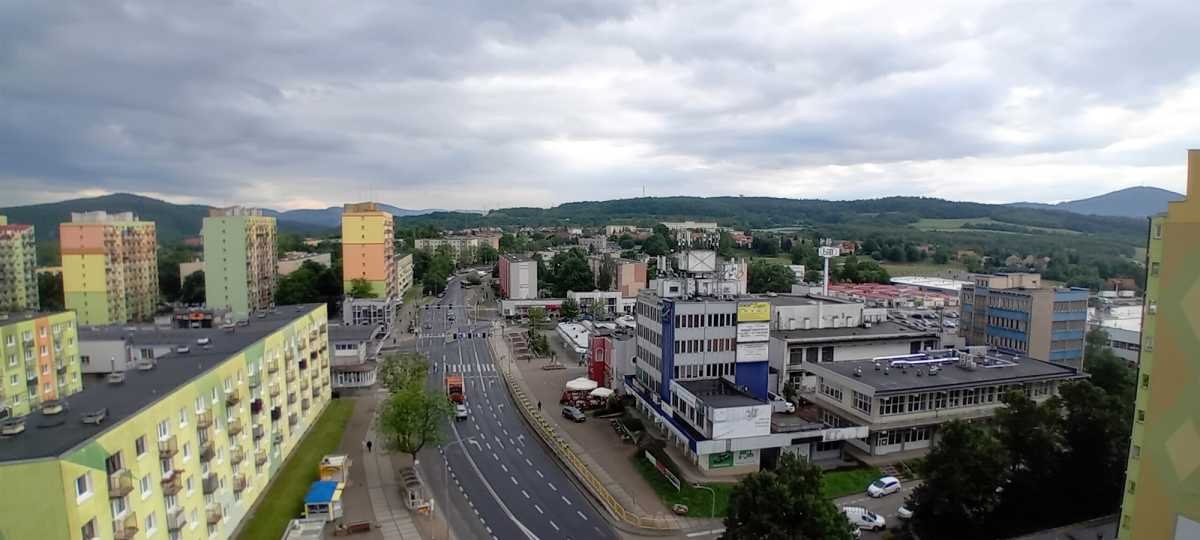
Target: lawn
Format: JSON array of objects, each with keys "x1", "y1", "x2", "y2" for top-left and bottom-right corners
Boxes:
[
  {"x1": 913, "y1": 217, "x2": 1080, "y2": 236},
  {"x1": 237, "y1": 399, "x2": 356, "y2": 540},
  {"x1": 632, "y1": 455, "x2": 734, "y2": 518},
  {"x1": 820, "y1": 466, "x2": 882, "y2": 499}
]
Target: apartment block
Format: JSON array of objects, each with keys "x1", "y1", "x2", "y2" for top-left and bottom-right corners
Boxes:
[
  {"x1": 203, "y1": 207, "x2": 277, "y2": 318},
  {"x1": 342, "y1": 202, "x2": 396, "y2": 300},
  {"x1": 959, "y1": 272, "x2": 1089, "y2": 369},
  {"x1": 499, "y1": 255, "x2": 537, "y2": 300},
  {"x1": 61, "y1": 212, "x2": 159, "y2": 326},
  {"x1": 0, "y1": 311, "x2": 83, "y2": 418},
  {"x1": 396, "y1": 253, "x2": 414, "y2": 293},
  {"x1": 0, "y1": 216, "x2": 38, "y2": 311},
  {"x1": 0, "y1": 305, "x2": 331, "y2": 540},
  {"x1": 413, "y1": 235, "x2": 500, "y2": 262},
  {"x1": 1119, "y1": 150, "x2": 1200, "y2": 540}
]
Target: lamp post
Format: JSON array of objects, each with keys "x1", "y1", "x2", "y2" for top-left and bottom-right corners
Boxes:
[{"x1": 693, "y1": 484, "x2": 716, "y2": 518}]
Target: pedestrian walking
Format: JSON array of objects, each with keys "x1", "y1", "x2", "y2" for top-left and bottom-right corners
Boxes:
[
  {"x1": 537, "y1": 401, "x2": 542, "y2": 411},
  {"x1": 366, "y1": 440, "x2": 373, "y2": 453}
]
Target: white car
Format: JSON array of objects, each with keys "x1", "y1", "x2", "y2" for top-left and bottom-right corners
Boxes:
[
  {"x1": 897, "y1": 504, "x2": 913, "y2": 520},
  {"x1": 843, "y1": 506, "x2": 886, "y2": 532},
  {"x1": 454, "y1": 404, "x2": 469, "y2": 421},
  {"x1": 867, "y1": 476, "x2": 902, "y2": 497},
  {"x1": 175, "y1": 346, "x2": 190, "y2": 354}
]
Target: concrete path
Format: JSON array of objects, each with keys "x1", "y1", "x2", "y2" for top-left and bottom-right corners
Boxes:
[{"x1": 362, "y1": 404, "x2": 423, "y2": 540}]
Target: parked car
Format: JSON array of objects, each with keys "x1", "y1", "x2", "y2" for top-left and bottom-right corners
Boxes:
[
  {"x1": 175, "y1": 346, "x2": 190, "y2": 354},
  {"x1": 867, "y1": 476, "x2": 902, "y2": 497},
  {"x1": 766, "y1": 392, "x2": 796, "y2": 414},
  {"x1": 843, "y1": 506, "x2": 886, "y2": 532},
  {"x1": 897, "y1": 504, "x2": 913, "y2": 520},
  {"x1": 196, "y1": 337, "x2": 211, "y2": 346},
  {"x1": 455, "y1": 404, "x2": 469, "y2": 421},
  {"x1": 561, "y1": 406, "x2": 586, "y2": 423}
]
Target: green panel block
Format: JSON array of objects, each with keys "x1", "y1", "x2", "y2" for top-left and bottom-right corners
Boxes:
[{"x1": 65, "y1": 291, "x2": 110, "y2": 326}]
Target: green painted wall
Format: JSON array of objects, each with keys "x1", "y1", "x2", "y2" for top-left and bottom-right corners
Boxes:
[
  {"x1": 65, "y1": 291, "x2": 111, "y2": 326},
  {"x1": 204, "y1": 216, "x2": 251, "y2": 317},
  {"x1": 0, "y1": 460, "x2": 70, "y2": 540}
]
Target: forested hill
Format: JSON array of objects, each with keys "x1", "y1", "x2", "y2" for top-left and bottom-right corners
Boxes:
[{"x1": 399, "y1": 196, "x2": 1147, "y2": 242}]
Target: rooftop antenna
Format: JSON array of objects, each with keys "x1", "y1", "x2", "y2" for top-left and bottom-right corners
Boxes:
[{"x1": 818, "y1": 238, "x2": 841, "y2": 296}]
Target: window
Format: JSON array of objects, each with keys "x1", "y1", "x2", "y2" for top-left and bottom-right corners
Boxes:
[
  {"x1": 8, "y1": 374, "x2": 15, "y2": 386},
  {"x1": 1132, "y1": 445, "x2": 1141, "y2": 459},
  {"x1": 75, "y1": 473, "x2": 93, "y2": 500},
  {"x1": 852, "y1": 391, "x2": 871, "y2": 414},
  {"x1": 81, "y1": 520, "x2": 96, "y2": 540},
  {"x1": 136, "y1": 436, "x2": 147, "y2": 457},
  {"x1": 1153, "y1": 223, "x2": 1162, "y2": 239},
  {"x1": 141, "y1": 475, "x2": 152, "y2": 497},
  {"x1": 186, "y1": 476, "x2": 194, "y2": 494},
  {"x1": 111, "y1": 495, "x2": 128, "y2": 517},
  {"x1": 1137, "y1": 410, "x2": 1146, "y2": 423},
  {"x1": 179, "y1": 407, "x2": 188, "y2": 426},
  {"x1": 145, "y1": 512, "x2": 158, "y2": 535},
  {"x1": 6, "y1": 354, "x2": 14, "y2": 367},
  {"x1": 157, "y1": 420, "x2": 170, "y2": 439},
  {"x1": 1128, "y1": 481, "x2": 1136, "y2": 494},
  {"x1": 819, "y1": 379, "x2": 844, "y2": 402},
  {"x1": 821, "y1": 346, "x2": 834, "y2": 363},
  {"x1": 183, "y1": 442, "x2": 191, "y2": 460},
  {"x1": 1141, "y1": 374, "x2": 1150, "y2": 388},
  {"x1": 1150, "y1": 262, "x2": 1160, "y2": 276},
  {"x1": 879, "y1": 396, "x2": 904, "y2": 415}
]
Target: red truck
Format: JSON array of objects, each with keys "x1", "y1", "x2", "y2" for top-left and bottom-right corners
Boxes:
[{"x1": 445, "y1": 375, "x2": 465, "y2": 403}]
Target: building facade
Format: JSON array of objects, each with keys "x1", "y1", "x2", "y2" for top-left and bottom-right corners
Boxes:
[
  {"x1": 0, "y1": 305, "x2": 331, "y2": 540},
  {"x1": 413, "y1": 235, "x2": 500, "y2": 262},
  {"x1": 0, "y1": 216, "x2": 38, "y2": 311},
  {"x1": 499, "y1": 255, "x2": 537, "y2": 300},
  {"x1": 396, "y1": 253, "x2": 414, "y2": 294},
  {"x1": 1119, "y1": 150, "x2": 1200, "y2": 540},
  {"x1": 330, "y1": 324, "x2": 383, "y2": 389},
  {"x1": 0, "y1": 311, "x2": 83, "y2": 418},
  {"x1": 959, "y1": 273, "x2": 1089, "y2": 369},
  {"x1": 342, "y1": 202, "x2": 396, "y2": 300},
  {"x1": 613, "y1": 259, "x2": 647, "y2": 298},
  {"x1": 203, "y1": 207, "x2": 277, "y2": 318},
  {"x1": 61, "y1": 212, "x2": 159, "y2": 326}
]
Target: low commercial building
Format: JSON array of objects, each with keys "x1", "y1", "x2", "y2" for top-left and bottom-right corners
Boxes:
[
  {"x1": 414, "y1": 235, "x2": 500, "y2": 261},
  {"x1": 330, "y1": 324, "x2": 384, "y2": 388},
  {"x1": 805, "y1": 347, "x2": 1083, "y2": 457},
  {"x1": 566, "y1": 290, "x2": 636, "y2": 316},
  {"x1": 0, "y1": 311, "x2": 83, "y2": 418},
  {"x1": 587, "y1": 327, "x2": 635, "y2": 390},
  {"x1": 499, "y1": 255, "x2": 537, "y2": 300},
  {"x1": 960, "y1": 273, "x2": 1089, "y2": 369},
  {"x1": 1092, "y1": 324, "x2": 1141, "y2": 366},
  {"x1": 342, "y1": 297, "x2": 398, "y2": 328},
  {"x1": 771, "y1": 319, "x2": 941, "y2": 391},
  {"x1": 498, "y1": 298, "x2": 562, "y2": 318},
  {"x1": 0, "y1": 305, "x2": 331, "y2": 540},
  {"x1": 277, "y1": 252, "x2": 332, "y2": 276}
]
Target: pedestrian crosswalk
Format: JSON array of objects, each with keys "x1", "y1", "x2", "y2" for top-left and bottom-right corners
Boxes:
[{"x1": 439, "y1": 363, "x2": 497, "y2": 373}]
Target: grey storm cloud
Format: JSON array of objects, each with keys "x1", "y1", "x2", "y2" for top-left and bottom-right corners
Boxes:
[{"x1": 2, "y1": 0, "x2": 1199, "y2": 210}]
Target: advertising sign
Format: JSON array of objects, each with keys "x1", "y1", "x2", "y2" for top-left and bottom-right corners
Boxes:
[
  {"x1": 736, "y1": 342, "x2": 769, "y2": 363},
  {"x1": 821, "y1": 426, "x2": 870, "y2": 442},
  {"x1": 734, "y1": 449, "x2": 758, "y2": 466},
  {"x1": 818, "y1": 246, "x2": 841, "y2": 258},
  {"x1": 736, "y1": 322, "x2": 770, "y2": 343},
  {"x1": 710, "y1": 405, "x2": 772, "y2": 439},
  {"x1": 737, "y1": 301, "x2": 771, "y2": 322},
  {"x1": 708, "y1": 451, "x2": 734, "y2": 469}
]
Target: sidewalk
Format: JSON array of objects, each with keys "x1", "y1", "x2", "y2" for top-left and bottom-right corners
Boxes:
[{"x1": 490, "y1": 326, "x2": 692, "y2": 534}]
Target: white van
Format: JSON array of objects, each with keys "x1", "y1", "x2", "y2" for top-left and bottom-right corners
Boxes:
[
  {"x1": 766, "y1": 392, "x2": 795, "y2": 414},
  {"x1": 843, "y1": 506, "x2": 886, "y2": 532}
]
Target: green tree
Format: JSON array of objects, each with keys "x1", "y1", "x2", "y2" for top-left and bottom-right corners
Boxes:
[
  {"x1": 477, "y1": 245, "x2": 499, "y2": 265},
  {"x1": 718, "y1": 232, "x2": 735, "y2": 258},
  {"x1": 37, "y1": 272, "x2": 64, "y2": 311},
  {"x1": 560, "y1": 298, "x2": 581, "y2": 320},
  {"x1": 641, "y1": 233, "x2": 671, "y2": 257},
  {"x1": 1083, "y1": 328, "x2": 1135, "y2": 403},
  {"x1": 962, "y1": 254, "x2": 983, "y2": 273},
  {"x1": 932, "y1": 249, "x2": 950, "y2": 264},
  {"x1": 348, "y1": 278, "x2": 377, "y2": 298},
  {"x1": 527, "y1": 307, "x2": 548, "y2": 330},
  {"x1": 596, "y1": 261, "x2": 614, "y2": 291},
  {"x1": 909, "y1": 421, "x2": 1007, "y2": 540},
  {"x1": 1054, "y1": 381, "x2": 1131, "y2": 521},
  {"x1": 179, "y1": 270, "x2": 206, "y2": 304},
  {"x1": 723, "y1": 453, "x2": 855, "y2": 540},
  {"x1": 548, "y1": 249, "x2": 595, "y2": 296},
  {"x1": 618, "y1": 235, "x2": 636, "y2": 250},
  {"x1": 751, "y1": 236, "x2": 780, "y2": 256},
  {"x1": 377, "y1": 352, "x2": 430, "y2": 392},
  {"x1": 991, "y1": 392, "x2": 1064, "y2": 535},
  {"x1": 376, "y1": 384, "x2": 453, "y2": 463},
  {"x1": 747, "y1": 259, "x2": 795, "y2": 293},
  {"x1": 589, "y1": 299, "x2": 608, "y2": 320}
]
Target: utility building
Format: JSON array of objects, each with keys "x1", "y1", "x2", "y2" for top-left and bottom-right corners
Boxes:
[{"x1": 959, "y1": 273, "x2": 1089, "y2": 369}]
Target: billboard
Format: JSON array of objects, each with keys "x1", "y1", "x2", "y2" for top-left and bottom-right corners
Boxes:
[
  {"x1": 736, "y1": 342, "x2": 769, "y2": 363},
  {"x1": 818, "y1": 246, "x2": 841, "y2": 258},
  {"x1": 710, "y1": 405, "x2": 772, "y2": 439},
  {"x1": 736, "y1": 322, "x2": 770, "y2": 343},
  {"x1": 737, "y1": 301, "x2": 771, "y2": 322}
]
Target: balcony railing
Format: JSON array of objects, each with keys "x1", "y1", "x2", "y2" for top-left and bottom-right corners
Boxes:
[
  {"x1": 299, "y1": 359, "x2": 308, "y2": 370},
  {"x1": 202, "y1": 474, "x2": 219, "y2": 495},
  {"x1": 301, "y1": 398, "x2": 311, "y2": 411},
  {"x1": 113, "y1": 512, "x2": 139, "y2": 540},
  {"x1": 233, "y1": 474, "x2": 248, "y2": 492},
  {"x1": 267, "y1": 360, "x2": 278, "y2": 373},
  {"x1": 255, "y1": 449, "x2": 268, "y2": 466},
  {"x1": 158, "y1": 435, "x2": 178, "y2": 457},
  {"x1": 199, "y1": 440, "x2": 215, "y2": 462},
  {"x1": 196, "y1": 410, "x2": 213, "y2": 429},
  {"x1": 252, "y1": 424, "x2": 264, "y2": 440},
  {"x1": 161, "y1": 473, "x2": 183, "y2": 496},
  {"x1": 288, "y1": 413, "x2": 298, "y2": 426},
  {"x1": 285, "y1": 370, "x2": 296, "y2": 382},
  {"x1": 311, "y1": 386, "x2": 321, "y2": 398},
  {"x1": 225, "y1": 388, "x2": 241, "y2": 406},
  {"x1": 166, "y1": 507, "x2": 186, "y2": 530},
  {"x1": 287, "y1": 393, "x2": 296, "y2": 405},
  {"x1": 300, "y1": 379, "x2": 309, "y2": 391},
  {"x1": 269, "y1": 384, "x2": 280, "y2": 398},
  {"x1": 107, "y1": 469, "x2": 134, "y2": 498},
  {"x1": 228, "y1": 418, "x2": 243, "y2": 436},
  {"x1": 206, "y1": 504, "x2": 222, "y2": 524},
  {"x1": 230, "y1": 446, "x2": 245, "y2": 464},
  {"x1": 251, "y1": 399, "x2": 263, "y2": 415},
  {"x1": 249, "y1": 373, "x2": 261, "y2": 388}
]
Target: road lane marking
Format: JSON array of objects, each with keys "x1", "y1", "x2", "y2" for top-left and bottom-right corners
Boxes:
[
  {"x1": 548, "y1": 482, "x2": 557, "y2": 492},
  {"x1": 534, "y1": 504, "x2": 543, "y2": 514},
  {"x1": 577, "y1": 510, "x2": 587, "y2": 521},
  {"x1": 536, "y1": 471, "x2": 544, "y2": 479},
  {"x1": 525, "y1": 458, "x2": 533, "y2": 467},
  {"x1": 510, "y1": 476, "x2": 519, "y2": 485},
  {"x1": 501, "y1": 464, "x2": 509, "y2": 473},
  {"x1": 492, "y1": 452, "x2": 499, "y2": 460},
  {"x1": 549, "y1": 521, "x2": 559, "y2": 532},
  {"x1": 522, "y1": 490, "x2": 530, "y2": 499},
  {"x1": 561, "y1": 495, "x2": 570, "y2": 505}
]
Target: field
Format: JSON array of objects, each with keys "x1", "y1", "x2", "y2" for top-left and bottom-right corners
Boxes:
[
  {"x1": 236, "y1": 399, "x2": 356, "y2": 540},
  {"x1": 913, "y1": 217, "x2": 1080, "y2": 236}
]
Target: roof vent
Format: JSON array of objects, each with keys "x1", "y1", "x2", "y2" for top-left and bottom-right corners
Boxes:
[
  {"x1": 40, "y1": 400, "x2": 66, "y2": 416},
  {"x1": 883, "y1": 367, "x2": 890, "y2": 376},
  {"x1": 80, "y1": 408, "x2": 108, "y2": 425},
  {"x1": 929, "y1": 365, "x2": 940, "y2": 376},
  {"x1": 107, "y1": 372, "x2": 126, "y2": 385},
  {"x1": 854, "y1": 368, "x2": 863, "y2": 378},
  {"x1": 0, "y1": 418, "x2": 25, "y2": 436},
  {"x1": 873, "y1": 362, "x2": 881, "y2": 371}
]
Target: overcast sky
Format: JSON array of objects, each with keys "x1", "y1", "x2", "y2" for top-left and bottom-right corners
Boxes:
[{"x1": 2, "y1": 1, "x2": 1198, "y2": 211}]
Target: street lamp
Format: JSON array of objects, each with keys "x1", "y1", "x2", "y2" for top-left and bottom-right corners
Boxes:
[{"x1": 693, "y1": 484, "x2": 716, "y2": 518}]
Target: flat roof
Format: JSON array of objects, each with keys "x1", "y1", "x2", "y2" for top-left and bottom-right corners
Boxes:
[
  {"x1": 811, "y1": 349, "x2": 1083, "y2": 395},
  {"x1": 0, "y1": 311, "x2": 71, "y2": 327},
  {"x1": 676, "y1": 379, "x2": 765, "y2": 408},
  {"x1": 0, "y1": 304, "x2": 324, "y2": 463},
  {"x1": 772, "y1": 320, "x2": 936, "y2": 342},
  {"x1": 328, "y1": 324, "x2": 380, "y2": 342},
  {"x1": 890, "y1": 276, "x2": 971, "y2": 292}
]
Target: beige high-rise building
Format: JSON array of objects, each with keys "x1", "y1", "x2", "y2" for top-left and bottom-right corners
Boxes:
[{"x1": 61, "y1": 212, "x2": 159, "y2": 325}]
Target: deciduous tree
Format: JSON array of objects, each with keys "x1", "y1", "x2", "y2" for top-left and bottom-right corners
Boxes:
[
  {"x1": 909, "y1": 421, "x2": 1007, "y2": 540},
  {"x1": 724, "y1": 453, "x2": 855, "y2": 540}
]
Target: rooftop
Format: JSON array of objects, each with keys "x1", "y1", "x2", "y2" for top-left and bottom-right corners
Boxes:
[
  {"x1": 0, "y1": 304, "x2": 324, "y2": 462},
  {"x1": 761, "y1": 294, "x2": 856, "y2": 307},
  {"x1": 676, "y1": 378, "x2": 766, "y2": 408},
  {"x1": 889, "y1": 276, "x2": 971, "y2": 292},
  {"x1": 772, "y1": 320, "x2": 936, "y2": 342},
  {"x1": 812, "y1": 348, "x2": 1083, "y2": 395},
  {"x1": 328, "y1": 323, "x2": 382, "y2": 342},
  {"x1": 504, "y1": 254, "x2": 534, "y2": 262}
]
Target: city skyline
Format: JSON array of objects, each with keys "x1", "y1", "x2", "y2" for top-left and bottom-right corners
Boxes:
[{"x1": 3, "y1": 1, "x2": 1199, "y2": 210}]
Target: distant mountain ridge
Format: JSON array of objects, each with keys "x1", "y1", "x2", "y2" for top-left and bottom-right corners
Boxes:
[
  {"x1": 263, "y1": 204, "x2": 481, "y2": 228},
  {"x1": 1009, "y1": 186, "x2": 1183, "y2": 218}
]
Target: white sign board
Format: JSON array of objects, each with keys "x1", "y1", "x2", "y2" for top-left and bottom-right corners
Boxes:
[
  {"x1": 736, "y1": 322, "x2": 770, "y2": 343},
  {"x1": 821, "y1": 426, "x2": 870, "y2": 442},
  {"x1": 710, "y1": 405, "x2": 772, "y2": 439},
  {"x1": 818, "y1": 246, "x2": 841, "y2": 258},
  {"x1": 736, "y1": 342, "x2": 769, "y2": 363}
]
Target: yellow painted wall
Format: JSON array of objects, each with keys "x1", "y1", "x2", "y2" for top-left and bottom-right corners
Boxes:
[
  {"x1": 62, "y1": 253, "x2": 107, "y2": 293},
  {"x1": 341, "y1": 214, "x2": 388, "y2": 245},
  {"x1": 0, "y1": 459, "x2": 71, "y2": 540}
]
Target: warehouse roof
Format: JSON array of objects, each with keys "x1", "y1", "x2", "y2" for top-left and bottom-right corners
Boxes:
[
  {"x1": 772, "y1": 320, "x2": 936, "y2": 342},
  {"x1": 0, "y1": 304, "x2": 325, "y2": 462},
  {"x1": 809, "y1": 349, "x2": 1084, "y2": 395}
]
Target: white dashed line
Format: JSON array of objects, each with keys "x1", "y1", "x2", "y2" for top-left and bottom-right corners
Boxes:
[
  {"x1": 525, "y1": 458, "x2": 533, "y2": 467},
  {"x1": 500, "y1": 464, "x2": 509, "y2": 473},
  {"x1": 492, "y1": 452, "x2": 499, "y2": 461},
  {"x1": 548, "y1": 482, "x2": 557, "y2": 492},
  {"x1": 510, "y1": 476, "x2": 519, "y2": 485},
  {"x1": 522, "y1": 490, "x2": 530, "y2": 499},
  {"x1": 549, "y1": 521, "x2": 560, "y2": 532},
  {"x1": 534, "y1": 504, "x2": 544, "y2": 514},
  {"x1": 561, "y1": 495, "x2": 571, "y2": 505},
  {"x1": 536, "y1": 471, "x2": 544, "y2": 479},
  {"x1": 577, "y1": 510, "x2": 587, "y2": 521}
]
